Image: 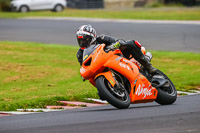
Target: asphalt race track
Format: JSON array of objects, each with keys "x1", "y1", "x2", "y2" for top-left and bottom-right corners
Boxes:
[
  {"x1": 0, "y1": 18, "x2": 200, "y2": 133},
  {"x1": 0, "y1": 95, "x2": 200, "y2": 133},
  {"x1": 0, "y1": 18, "x2": 199, "y2": 52}
]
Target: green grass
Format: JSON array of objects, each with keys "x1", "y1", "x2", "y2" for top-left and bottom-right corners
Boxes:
[
  {"x1": 151, "y1": 51, "x2": 200, "y2": 92},
  {"x1": 0, "y1": 41, "x2": 98, "y2": 111},
  {"x1": 0, "y1": 41, "x2": 200, "y2": 111},
  {"x1": 0, "y1": 8, "x2": 200, "y2": 20}
]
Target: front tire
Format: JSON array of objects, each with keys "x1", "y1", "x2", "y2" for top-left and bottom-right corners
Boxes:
[
  {"x1": 154, "y1": 70, "x2": 177, "y2": 105},
  {"x1": 95, "y1": 76, "x2": 130, "y2": 109}
]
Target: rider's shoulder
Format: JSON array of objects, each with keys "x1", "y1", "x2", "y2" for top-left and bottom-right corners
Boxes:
[
  {"x1": 97, "y1": 34, "x2": 117, "y2": 41},
  {"x1": 97, "y1": 34, "x2": 106, "y2": 40}
]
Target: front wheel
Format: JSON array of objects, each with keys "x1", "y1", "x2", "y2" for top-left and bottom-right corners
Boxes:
[
  {"x1": 95, "y1": 76, "x2": 130, "y2": 109},
  {"x1": 152, "y1": 70, "x2": 177, "y2": 105}
]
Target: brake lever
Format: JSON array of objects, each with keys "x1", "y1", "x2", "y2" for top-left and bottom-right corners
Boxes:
[
  {"x1": 105, "y1": 48, "x2": 111, "y2": 53},
  {"x1": 105, "y1": 46, "x2": 112, "y2": 53}
]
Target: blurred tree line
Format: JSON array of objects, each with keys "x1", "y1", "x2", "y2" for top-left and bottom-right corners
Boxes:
[
  {"x1": 0, "y1": 0, "x2": 11, "y2": 11},
  {"x1": 0, "y1": 0, "x2": 199, "y2": 12},
  {"x1": 160, "y1": 0, "x2": 199, "y2": 6}
]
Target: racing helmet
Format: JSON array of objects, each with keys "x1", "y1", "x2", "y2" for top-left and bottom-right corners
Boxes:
[{"x1": 76, "y1": 24, "x2": 97, "y2": 48}]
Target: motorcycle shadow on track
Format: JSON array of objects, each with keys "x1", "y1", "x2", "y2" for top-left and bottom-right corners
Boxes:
[{"x1": 78, "y1": 104, "x2": 165, "y2": 113}]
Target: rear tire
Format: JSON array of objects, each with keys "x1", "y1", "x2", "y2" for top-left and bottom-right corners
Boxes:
[
  {"x1": 95, "y1": 76, "x2": 130, "y2": 109},
  {"x1": 19, "y1": 5, "x2": 29, "y2": 13},
  {"x1": 154, "y1": 70, "x2": 177, "y2": 105},
  {"x1": 53, "y1": 4, "x2": 64, "y2": 12}
]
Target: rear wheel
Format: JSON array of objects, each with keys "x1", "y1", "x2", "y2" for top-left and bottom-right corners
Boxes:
[
  {"x1": 19, "y1": 5, "x2": 29, "y2": 12},
  {"x1": 95, "y1": 76, "x2": 130, "y2": 109},
  {"x1": 153, "y1": 70, "x2": 177, "y2": 105},
  {"x1": 53, "y1": 4, "x2": 64, "y2": 12}
]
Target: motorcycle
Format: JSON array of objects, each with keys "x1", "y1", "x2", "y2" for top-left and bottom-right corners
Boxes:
[{"x1": 80, "y1": 43, "x2": 177, "y2": 109}]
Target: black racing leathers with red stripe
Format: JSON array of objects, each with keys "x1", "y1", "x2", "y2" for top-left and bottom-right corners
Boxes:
[{"x1": 76, "y1": 34, "x2": 144, "y2": 66}]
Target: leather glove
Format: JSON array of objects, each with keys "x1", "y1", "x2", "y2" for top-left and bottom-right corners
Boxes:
[{"x1": 107, "y1": 41, "x2": 121, "y2": 50}]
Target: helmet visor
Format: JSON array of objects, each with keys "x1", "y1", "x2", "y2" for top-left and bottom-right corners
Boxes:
[{"x1": 77, "y1": 35, "x2": 92, "y2": 48}]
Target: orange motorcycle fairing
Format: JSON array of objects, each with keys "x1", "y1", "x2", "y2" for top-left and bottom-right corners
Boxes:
[
  {"x1": 80, "y1": 44, "x2": 158, "y2": 105},
  {"x1": 129, "y1": 74, "x2": 158, "y2": 103},
  {"x1": 94, "y1": 71, "x2": 116, "y2": 87},
  {"x1": 103, "y1": 56, "x2": 140, "y2": 84}
]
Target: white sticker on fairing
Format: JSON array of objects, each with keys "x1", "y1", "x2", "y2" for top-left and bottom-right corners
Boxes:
[
  {"x1": 119, "y1": 62, "x2": 130, "y2": 70},
  {"x1": 136, "y1": 84, "x2": 152, "y2": 99}
]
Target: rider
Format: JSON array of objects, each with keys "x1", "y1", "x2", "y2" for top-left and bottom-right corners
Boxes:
[{"x1": 76, "y1": 24, "x2": 157, "y2": 75}]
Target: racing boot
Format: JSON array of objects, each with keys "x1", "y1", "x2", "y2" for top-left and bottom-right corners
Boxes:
[{"x1": 138, "y1": 55, "x2": 157, "y2": 75}]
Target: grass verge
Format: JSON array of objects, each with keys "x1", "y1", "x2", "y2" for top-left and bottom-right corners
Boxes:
[
  {"x1": 0, "y1": 41, "x2": 199, "y2": 111},
  {"x1": 0, "y1": 8, "x2": 200, "y2": 20}
]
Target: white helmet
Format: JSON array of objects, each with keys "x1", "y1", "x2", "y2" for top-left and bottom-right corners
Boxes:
[{"x1": 76, "y1": 24, "x2": 97, "y2": 48}]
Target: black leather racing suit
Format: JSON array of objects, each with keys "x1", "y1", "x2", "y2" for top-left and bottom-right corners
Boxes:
[{"x1": 76, "y1": 34, "x2": 144, "y2": 66}]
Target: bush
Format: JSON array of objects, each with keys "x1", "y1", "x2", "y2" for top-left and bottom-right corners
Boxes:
[
  {"x1": 0, "y1": 0, "x2": 11, "y2": 11},
  {"x1": 163, "y1": 0, "x2": 198, "y2": 6}
]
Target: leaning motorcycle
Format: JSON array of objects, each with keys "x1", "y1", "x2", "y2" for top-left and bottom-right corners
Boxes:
[{"x1": 80, "y1": 44, "x2": 177, "y2": 109}]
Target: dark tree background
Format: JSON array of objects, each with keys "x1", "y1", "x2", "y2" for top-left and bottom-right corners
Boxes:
[
  {"x1": 0, "y1": 0, "x2": 11, "y2": 11},
  {"x1": 162, "y1": 0, "x2": 199, "y2": 6}
]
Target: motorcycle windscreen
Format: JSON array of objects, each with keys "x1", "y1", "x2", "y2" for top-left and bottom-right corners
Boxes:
[{"x1": 82, "y1": 44, "x2": 100, "y2": 62}]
